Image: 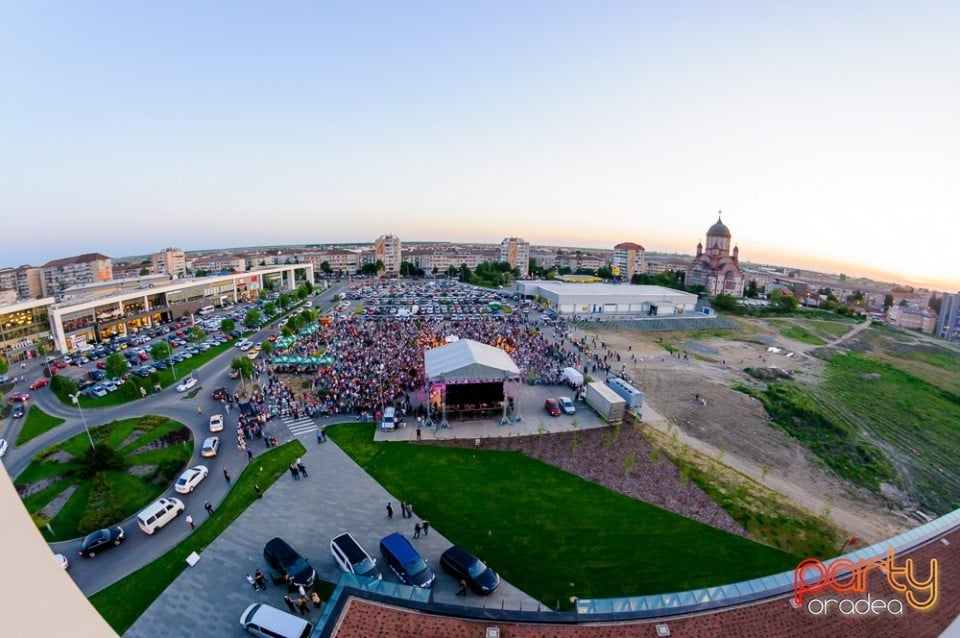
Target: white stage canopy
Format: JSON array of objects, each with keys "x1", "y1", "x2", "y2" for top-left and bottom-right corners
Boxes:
[{"x1": 424, "y1": 339, "x2": 520, "y2": 382}]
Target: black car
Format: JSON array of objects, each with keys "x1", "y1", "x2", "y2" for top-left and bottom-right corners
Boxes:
[
  {"x1": 210, "y1": 386, "x2": 232, "y2": 402},
  {"x1": 440, "y1": 545, "x2": 500, "y2": 594},
  {"x1": 78, "y1": 526, "x2": 125, "y2": 558},
  {"x1": 12, "y1": 404, "x2": 25, "y2": 418},
  {"x1": 263, "y1": 537, "x2": 316, "y2": 587}
]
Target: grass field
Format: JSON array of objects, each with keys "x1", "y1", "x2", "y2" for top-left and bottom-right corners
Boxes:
[
  {"x1": 328, "y1": 422, "x2": 799, "y2": 609},
  {"x1": 15, "y1": 416, "x2": 193, "y2": 540},
  {"x1": 89, "y1": 439, "x2": 306, "y2": 634},
  {"x1": 15, "y1": 406, "x2": 66, "y2": 445}
]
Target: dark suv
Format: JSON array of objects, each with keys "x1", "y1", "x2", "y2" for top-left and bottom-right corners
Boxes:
[{"x1": 263, "y1": 537, "x2": 316, "y2": 587}]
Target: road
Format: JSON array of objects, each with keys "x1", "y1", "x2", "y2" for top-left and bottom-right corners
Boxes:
[{"x1": 0, "y1": 281, "x2": 347, "y2": 596}]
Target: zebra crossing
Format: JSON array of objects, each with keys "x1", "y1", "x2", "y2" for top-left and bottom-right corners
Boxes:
[{"x1": 280, "y1": 414, "x2": 318, "y2": 437}]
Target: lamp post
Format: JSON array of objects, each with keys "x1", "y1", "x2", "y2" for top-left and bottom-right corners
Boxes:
[{"x1": 69, "y1": 393, "x2": 96, "y2": 451}]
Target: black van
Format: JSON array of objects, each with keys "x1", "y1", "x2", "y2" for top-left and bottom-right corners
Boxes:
[{"x1": 263, "y1": 537, "x2": 316, "y2": 587}]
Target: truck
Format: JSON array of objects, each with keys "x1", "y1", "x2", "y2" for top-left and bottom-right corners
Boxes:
[
  {"x1": 585, "y1": 381, "x2": 626, "y2": 424},
  {"x1": 606, "y1": 377, "x2": 644, "y2": 409}
]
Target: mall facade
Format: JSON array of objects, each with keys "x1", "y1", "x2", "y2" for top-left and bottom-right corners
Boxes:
[{"x1": 0, "y1": 264, "x2": 313, "y2": 361}]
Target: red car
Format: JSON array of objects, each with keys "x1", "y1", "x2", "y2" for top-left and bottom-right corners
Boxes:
[
  {"x1": 53, "y1": 360, "x2": 70, "y2": 370},
  {"x1": 96, "y1": 361, "x2": 107, "y2": 369},
  {"x1": 9, "y1": 392, "x2": 30, "y2": 402},
  {"x1": 138, "y1": 352, "x2": 150, "y2": 361},
  {"x1": 29, "y1": 378, "x2": 50, "y2": 390},
  {"x1": 544, "y1": 398, "x2": 561, "y2": 416}
]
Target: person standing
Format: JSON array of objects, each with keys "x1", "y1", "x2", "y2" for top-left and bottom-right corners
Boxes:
[
  {"x1": 316, "y1": 430, "x2": 323, "y2": 445},
  {"x1": 247, "y1": 448, "x2": 254, "y2": 463},
  {"x1": 298, "y1": 584, "x2": 307, "y2": 599},
  {"x1": 185, "y1": 514, "x2": 194, "y2": 530},
  {"x1": 223, "y1": 468, "x2": 231, "y2": 485},
  {"x1": 290, "y1": 464, "x2": 300, "y2": 480},
  {"x1": 400, "y1": 501, "x2": 408, "y2": 518},
  {"x1": 283, "y1": 595, "x2": 296, "y2": 613},
  {"x1": 311, "y1": 591, "x2": 322, "y2": 608},
  {"x1": 413, "y1": 522, "x2": 421, "y2": 539},
  {"x1": 456, "y1": 579, "x2": 468, "y2": 596},
  {"x1": 254, "y1": 484, "x2": 262, "y2": 498},
  {"x1": 246, "y1": 573, "x2": 257, "y2": 590},
  {"x1": 297, "y1": 461, "x2": 308, "y2": 478},
  {"x1": 320, "y1": 427, "x2": 326, "y2": 442},
  {"x1": 296, "y1": 597, "x2": 309, "y2": 616},
  {"x1": 254, "y1": 569, "x2": 267, "y2": 591},
  {"x1": 422, "y1": 519, "x2": 429, "y2": 536},
  {"x1": 416, "y1": 425, "x2": 421, "y2": 441},
  {"x1": 386, "y1": 502, "x2": 394, "y2": 519}
]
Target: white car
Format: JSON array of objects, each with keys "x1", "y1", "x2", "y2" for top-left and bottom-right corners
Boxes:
[
  {"x1": 174, "y1": 465, "x2": 209, "y2": 493},
  {"x1": 558, "y1": 396, "x2": 576, "y2": 415},
  {"x1": 0, "y1": 438, "x2": 7, "y2": 458},
  {"x1": 239, "y1": 341, "x2": 253, "y2": 351},
  {"x1": 200, "y1": 436, "x2": 220, "y2": 458},
  {"x1": 54, "y1": 553, "x2": 69, "y2": 570},
  {"x1": 176, "y1": 377, "x2": 198, "y2": 393},
  {"x1": 209, "y1": 414, "x2": 224, "y2": 432}
]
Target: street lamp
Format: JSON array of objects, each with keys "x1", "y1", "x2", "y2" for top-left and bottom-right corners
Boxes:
[{"x1": 69, "y1": 393, "x2": 96, "y2": 451}]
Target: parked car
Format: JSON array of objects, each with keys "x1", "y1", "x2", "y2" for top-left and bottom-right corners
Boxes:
[
  {"x1": 174, "y1": 465, "x2": 209, "y2": 493},
  {"x1": 330, "y1": 532, "x2": 382, "y2": 580},
  {"x1": 263, "y1": 537, "x2": 317, "y2": 587},
  {"x1": 200, "y1": 436, "x2": 220, "y2": 458},
  {"x1": 544, "y1": 398, "x2": 561, "y2": 416},
  {"x1": 558, "y1": 396, "x2": 576, "y2": 415},
  {"x1": 440, "y1": 545, "x2": 500, "y2": 594},
  {"x1": 54, "y1": 553, "x2": 69, "y2": 570},
  {"x1": 176, "y1": 377, "x2": 198, "y2": 393},
  {"x1": 379, "y1": 532, "x2": 435, "y2": 588},
  {"x1": 78, "y1": 526, "x2": 125, "y2": 558},
  {"x1": 29, "y1": 378, "x2": 50, "y2": 390},
  {"x1": 239, "y1": 603, "x2": 312, "y2": 638},
  {"x1": 0, "y1": 438, "x2": 7, "y2": 457}
]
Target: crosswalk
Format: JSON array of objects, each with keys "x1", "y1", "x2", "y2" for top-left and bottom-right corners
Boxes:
[{"x1": 280, "y1": 414, "x2": 318, "y2": 437}]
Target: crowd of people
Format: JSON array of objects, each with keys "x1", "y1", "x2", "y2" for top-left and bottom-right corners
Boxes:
[{"x1": 262, "y1": 311, "x2": 589, "y2": 418}]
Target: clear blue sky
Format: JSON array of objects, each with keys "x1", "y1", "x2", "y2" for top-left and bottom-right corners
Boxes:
[{"x1": 1, "y1": 1, "x2": 958, "y2": 290}]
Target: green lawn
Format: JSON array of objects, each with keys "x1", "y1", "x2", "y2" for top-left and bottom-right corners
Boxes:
[
  {"x1": 15, "y1": 416, "x2": 193, "y2": 540},
  {"x1": 328, "y1": 423, "x2": 798, "y2": 609},
  {"x1": 89, "y1": 439, "x2": 306, "y2": 634},
  {"x1": 16, "y1": 406, "x2": 66, "y2": 445}
]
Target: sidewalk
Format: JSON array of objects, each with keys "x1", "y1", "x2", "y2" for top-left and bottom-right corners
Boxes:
[{"x1": 124, "y1": 435, "x2": 540, "y2": 637}]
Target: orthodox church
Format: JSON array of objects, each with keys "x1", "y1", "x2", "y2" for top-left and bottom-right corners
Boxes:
[{"x1": 687, "y1": 212, "x2": 745, "y2": 296}]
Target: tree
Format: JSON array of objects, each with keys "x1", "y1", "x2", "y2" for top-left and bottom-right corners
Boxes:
[
  {"x1": 139, "y1": 267, "x2": 150, "y2": 276},
  {"x1": 261, "y1": 341, "x2": 274, "y2": 356},
  {"x1": 899, "y1": 298, "x2": 909, "y2": 307},
  {"x1": 711, "y1": 293, "x2": 739, "y2": 312},
  {"x1": 597, "y1": 265, "x2": 613, "y2": 280},
  {"x1": 400, "y1": 261, "x2": 413, "y2": 277},
  {"x1": 35, "y1": 343, "x2": 52, "y2": 377},
  {"x1": 277, "y1": 293, "x2": 292, "y2": 310},
  {"x1": 189, "y1": 326, "x2": 206, "y2": 343},
  {"x1": 231, "y1": 356, "x2": 254, "y2": 380},
  {"x1": 320, "y1": 261, "x2": 333, "y2": 274},
  {"x1": 0, "y1": 355, "x2": 7, "y2": 376},
  {"x1": 285, "y1": 313, "x2": 303, "y2": 333},
  {"x1": 295, "y1": 286, "x2": 308, "y2": 301},
  {"x1": 244, "y1": 309, "x2": 262, "y2": 329},
  {"x1": 105, "y1": 353, "x2": 129, "y2": 380},
  {"x1": 50, "y1": 373, "x2": 77, "y2": 398},
  {"x1": 883, "y1": 294, "x2": 895, "y2": 311},
  {"x1": 150, "y1": 341, "x2": 172, "y2": 362},
  {"x1": 929, "y1": 292, "x2": 942, "y2": 314},
  {"x1": 220, "y1": 318, "x2": 235, "y2": 334},
  {"x1": 263, "y1": 302, "x2": 277, "y2": 316},
  {"x1": 745, "y1": 280, "x2": 759, "y2": 298}
]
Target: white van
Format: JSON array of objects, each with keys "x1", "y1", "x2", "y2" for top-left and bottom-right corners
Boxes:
[
  {"x1": 137, "y1": 497, "x2": 185, "y2": 535},
  {"x1": 240, "y1": 603, "x2": 312, "y2": 638},
  {"x1": 380, "y1": 407, "x2": 396, "y2": 431}
]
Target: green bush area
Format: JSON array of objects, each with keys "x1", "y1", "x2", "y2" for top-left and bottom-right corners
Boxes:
[
  {"x1": 15, "y1": 416, "x2": 192, "y2": 540},
  {"x1": 736, "y1": 381, "x2": 897, "y2": 491},
  {"x1": 329, "y1": 423, "x2": 798, "y2": 610},
  {"x1": 90, "y1": 439, "x2": 306, "y2": 634}
]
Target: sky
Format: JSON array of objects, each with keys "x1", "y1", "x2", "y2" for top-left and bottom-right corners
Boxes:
[{"x1": 1, "y1": 1, "x2": 958, "y2": 291}]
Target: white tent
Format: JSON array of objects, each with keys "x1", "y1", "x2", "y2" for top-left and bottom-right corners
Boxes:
[{"x1": 424, "y1": 339, "x2": 520, "y2": 382}]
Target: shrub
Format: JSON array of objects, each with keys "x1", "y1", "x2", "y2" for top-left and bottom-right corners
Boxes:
[
  {"x1": 79, "y1": 474, "x2": 123, "y2": 532},
  {"x1": 74, "y1": 445, "x2": 125, "y2": 480}
]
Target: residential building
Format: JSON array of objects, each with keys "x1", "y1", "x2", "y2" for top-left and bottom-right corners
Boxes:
[
  {"x1": 612, "y1": 242, "x2": 646, "y2": 280},
  {"x1": 40, "y1": 253, "x2": 113, "y2": 298},
  {"x1": 887, "y1": 305, "x2": 937, "y2": 333},
  {"x1": 936, "y1": 293, "x2": 960, "y2": 343},
  {"x1": 152, "y1": 247, "x2": 187, "y2": 277},
  {"x1": 375, "y1": 234, "x2": 402, "y2": 273},
  {"x1": 499, "y1": 237, "x2": 530, "y2": 276},
  {"x1": 687, "y1": 213, "x2": 745, "y2": 296},
  {"x1": 299, "y1": 248, "x2": 361, "y2": 276},
  {"x1": 191, "y1": 253, "x2": 247, "y2": 274}
]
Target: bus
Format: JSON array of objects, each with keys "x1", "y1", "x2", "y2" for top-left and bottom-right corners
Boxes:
[{"x1": 198, "y1": 305, "x2": 216, "y2": 316}]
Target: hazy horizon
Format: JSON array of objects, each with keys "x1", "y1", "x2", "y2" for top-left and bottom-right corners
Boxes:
[{"x1": 2, "y1": 2, "x2": 958, "y2": 292}]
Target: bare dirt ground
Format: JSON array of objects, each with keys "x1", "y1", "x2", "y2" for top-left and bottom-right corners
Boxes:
[{"x1": 574, "y1": 319, "x2": 914, "y2": 544}]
